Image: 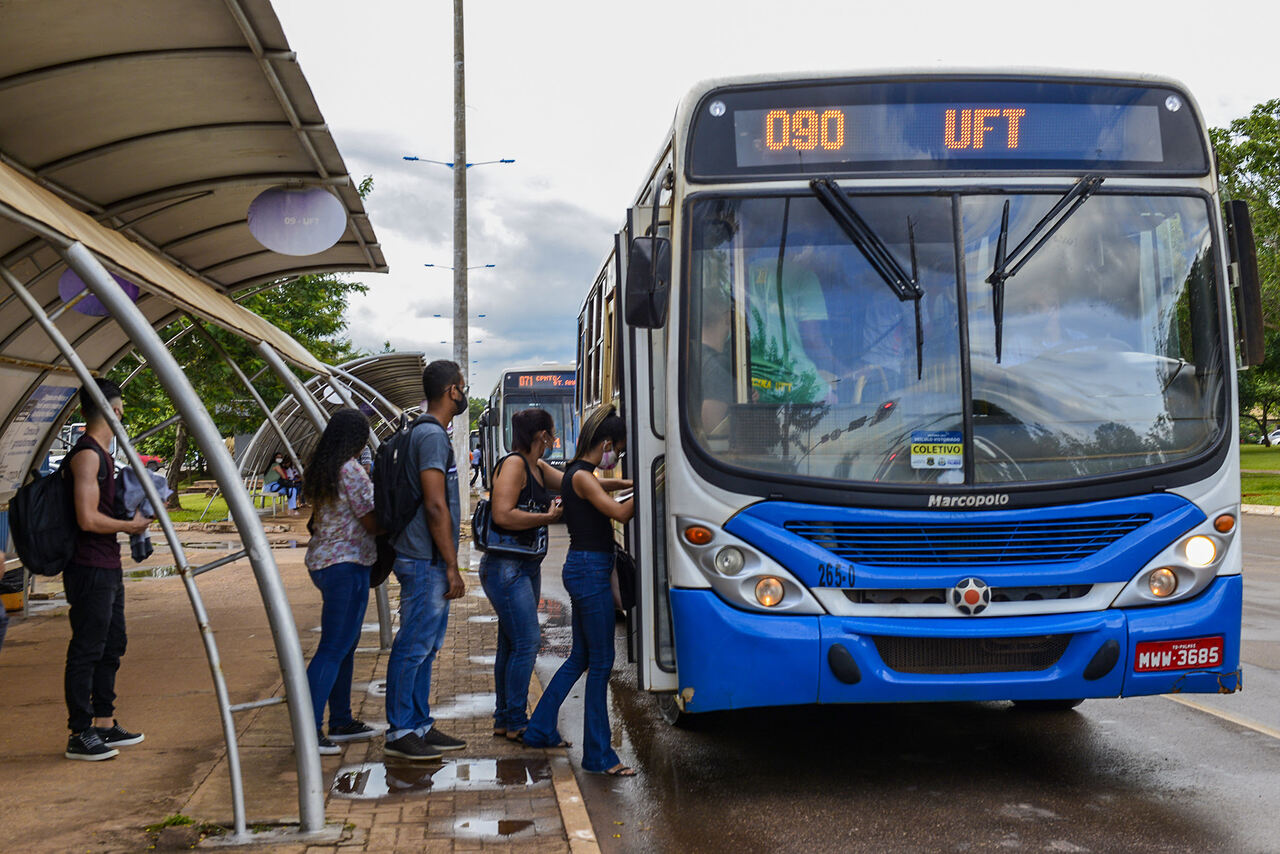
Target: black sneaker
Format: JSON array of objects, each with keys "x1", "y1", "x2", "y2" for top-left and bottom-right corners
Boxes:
[
  {"x1": 65, "y1": 729, "x2": 119, "y2": 761},
  {"x1": 328, "y1": 719, "x2": 378, "y2": 743},
  {"x1": 420, "y1": 727, "x2": 466, "y2": 752},
  {"x1": 383, "y1": 732, "x2": 442, "y2": 761},
  {"x1": 317, "y1": 733, "x2": 341, "y2": 756},
  {"x1": 95, "y1": 721, "x2": 144, "y2": 747}
]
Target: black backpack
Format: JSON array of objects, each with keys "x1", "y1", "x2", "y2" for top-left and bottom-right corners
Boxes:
[
  {"x1": 9, "y1": 445, "x2": 109, "y2": 576},
  {"x1": 373, "y1": 413, "x2": 446, "y2": 538}
]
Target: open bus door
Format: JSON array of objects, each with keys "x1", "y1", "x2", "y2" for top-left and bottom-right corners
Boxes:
[{"x1": 618, "y1": 191, "x2": 679, "y2": 695}]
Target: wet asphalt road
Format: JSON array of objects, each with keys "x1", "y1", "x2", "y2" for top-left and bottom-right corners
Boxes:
[{"x1": 532, "y1": 517, "x2": 1280, "y2": 854}]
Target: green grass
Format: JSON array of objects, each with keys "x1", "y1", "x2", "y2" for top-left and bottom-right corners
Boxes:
[
  {"x1": 164, "y1": 493, "x2": 231, "y2": 523},
  {"x1": 1239, "y1": 442, "x2": 1280, "y2": 469},
  {"x1": 1241, "y1": 471, "x2": 1280, "y2": 506}
]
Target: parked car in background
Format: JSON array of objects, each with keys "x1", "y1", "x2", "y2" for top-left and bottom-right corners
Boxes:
[{"x1": 1259, "y1": 429, "x2": 1280, "y2": 446}]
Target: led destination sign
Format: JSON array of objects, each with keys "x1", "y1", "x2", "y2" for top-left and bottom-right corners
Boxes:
[
  {"x1": 503, "y1": 371, "x2": 576, "y2": 392},
  {"x1": 734, "y1": 103, "x2": 1163, "y2": 167},
  {"x1": 687, "y1": 79, "x2": 1209, "y2": 177}
]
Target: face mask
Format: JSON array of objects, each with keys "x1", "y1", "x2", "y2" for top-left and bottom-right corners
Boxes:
[
  {"x1": 274, "y1": 457, "x2": 283, "y2": 464},
  {"x1": 599, "y1": 449, "x2": 618, "y2": 469},
  {"x1": 452, "y1": 389, "x2": 468, "y2": 418}
]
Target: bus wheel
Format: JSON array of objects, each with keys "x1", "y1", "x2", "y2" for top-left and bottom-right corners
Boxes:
[
  {"x1": 1011, "y1": 698, "x2": 1085, "y2": 712},
  {"x1": 656, "y1": 693, "x2": 699, "y2": 728}
]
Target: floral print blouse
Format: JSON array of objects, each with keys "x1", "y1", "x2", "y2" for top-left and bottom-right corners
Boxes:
[{"x1": 304, "y1": 458, "x2": 376, "y2": 571}]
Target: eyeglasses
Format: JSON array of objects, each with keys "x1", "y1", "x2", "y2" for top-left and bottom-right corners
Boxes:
[{"x1": 455, "y1": 383, "x2": 470, "y2": 396}]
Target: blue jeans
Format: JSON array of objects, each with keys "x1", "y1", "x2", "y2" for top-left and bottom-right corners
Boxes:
[
  {"x1": 267, "y1": 481, "x2": 298, "y2": 510},
  {"x1": 523, "y1": 549, "x2": 621, "y2": 772},
  {"x1": 479, "y1": 551, "x2": 542, "y2": 731},
  {"x1": 385, "y1": 556, "x2": 451, "y2": 741},
  {"x1": 305, "y1": 562, "x2": 370, "y2": 731}
]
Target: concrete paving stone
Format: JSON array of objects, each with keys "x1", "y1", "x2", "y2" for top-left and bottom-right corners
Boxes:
[{"x1": 1, "y1": 529, "x2": 583, "y2": 854}]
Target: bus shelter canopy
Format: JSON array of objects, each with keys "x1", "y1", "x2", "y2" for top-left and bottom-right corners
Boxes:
[
  {"x1": 0, "y1": 0, "x2": 387, "y2": 500},
  {"x1": 240, "y1": 352, "x2": 428, "y2": 476}
]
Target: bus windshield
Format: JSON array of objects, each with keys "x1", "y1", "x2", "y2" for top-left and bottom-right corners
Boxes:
[
  {"x1": 686, "y1": 192, "x2": 1225, "y2": 485},
  {"x1": 503, "y1": 393, "x2": 578, "y2": 462}
]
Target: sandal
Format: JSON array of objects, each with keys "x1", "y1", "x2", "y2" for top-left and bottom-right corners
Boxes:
[
  {"x1": 492, "y1": 728, "x2": 507, "y2": 738},
  {"x1": 593, "y1": 764, "x2": 636, "y2": 777},
  {"x1": 505, "y1": 728, "x2": 526, "y2": 742}
]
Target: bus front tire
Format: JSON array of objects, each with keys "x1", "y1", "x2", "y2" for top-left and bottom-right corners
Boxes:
[{"x1": 656, "y1": 693, "x2": 700, "y2": 729}]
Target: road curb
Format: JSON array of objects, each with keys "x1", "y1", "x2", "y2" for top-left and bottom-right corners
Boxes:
[
  {"x1": 1242, "y1": 503, "x2": 1280, "y2": 516},
  {"x1": 528, "y1": 671, "x2": 601, "y2": 853}
]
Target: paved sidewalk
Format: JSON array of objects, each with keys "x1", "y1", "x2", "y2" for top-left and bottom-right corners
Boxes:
[{"x1": 0, "y1": 521, "x2": 595, "y2": 853}]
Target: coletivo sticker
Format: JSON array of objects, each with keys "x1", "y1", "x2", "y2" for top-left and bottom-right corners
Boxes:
[
  {"x1": 1133, "y1": 636, "x2": 1223, "y2": 672},
  {"x1": 911, "y1": 430, "x2": 962, "y2": 470}
]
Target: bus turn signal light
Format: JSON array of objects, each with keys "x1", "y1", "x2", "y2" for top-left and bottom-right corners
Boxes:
[
  {"x1": 1214, "y1": 514, "x2": 1235, "y2": 533},
  {"x1": 684, "y1": 525, "x2": 713, "y2": 546}
]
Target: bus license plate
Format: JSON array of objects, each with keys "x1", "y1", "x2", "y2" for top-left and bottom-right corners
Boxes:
[{"x1": 1133, "y1": 636, "x2": 1223, "y2": 672}]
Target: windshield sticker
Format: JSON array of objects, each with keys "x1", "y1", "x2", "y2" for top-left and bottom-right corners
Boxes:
[{"x1": 910, "y1": 430, "x2": 963, "y2": 470}]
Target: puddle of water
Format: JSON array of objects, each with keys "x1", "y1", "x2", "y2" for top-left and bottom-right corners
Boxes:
[
  {"x1": 454, "y1": 818, "x2": 535, "y2": 838},
  {"x1": 125, "y1": 565, "x2": 180, "y2": 579},
  {"x1": 430, "y1": 692, "x2": 495, "y2": 719},
  {"x1": 358, "y1": 679, "x2": 387, "y2": 697},
  {"x1": 330, "y1": 757, "x2": 552, "y2": 799}
]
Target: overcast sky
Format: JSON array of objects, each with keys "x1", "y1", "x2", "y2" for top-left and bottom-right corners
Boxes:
[{"x1": 274, "y1": 0, "x2": 1280, "y2": 397}]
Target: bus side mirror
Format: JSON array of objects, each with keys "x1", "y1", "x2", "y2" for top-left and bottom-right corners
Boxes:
[
  {"x1": 1226, "y1": 200, "x2": 1265, "y2": 367},
  {"x1": 625, "y1": 236, "x2": 671, "y2": 328}
]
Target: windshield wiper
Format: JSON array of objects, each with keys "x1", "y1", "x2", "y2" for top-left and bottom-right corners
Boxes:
[
  {"x1": 810, "y1": 178, "x2": 926, "y2": 379},
  {"x1": 986, "y1": 175, "x2": 1104, "y2": 362}
]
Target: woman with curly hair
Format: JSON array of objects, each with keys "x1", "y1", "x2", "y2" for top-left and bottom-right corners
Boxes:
[
  {"x1": 481, "y1": 407, "x2": 564, "y2": 741},
  {"x1": 302, "y1": 407, "x2": 380, "y2": 755}
]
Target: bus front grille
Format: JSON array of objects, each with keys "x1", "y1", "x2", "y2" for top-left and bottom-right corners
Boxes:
[
  {"x1": 871, "y1": 634, "x2": 1071, "y2": 674},
  {"x1": 786, "y1": 514, "x2": 1150, "y2": 565}
]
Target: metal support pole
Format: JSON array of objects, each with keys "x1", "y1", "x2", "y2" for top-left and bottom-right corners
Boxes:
[
  {"x1": 0, "y1": 262, "x2": 254, "y2": 838},
  {"x1": 325, "y1": 363, "x2": 403, "y2": 421},
  {"x1": 323, "y1": 376, "x2": 393, "y2": 650},
  {"x1": 131, "y1": 412, "x2": 183, "y2": 444},
  {"x1": 189, "y1": 317, "x2": 307, "y2": 477},
  {"x1": 58, "y1": 244, "x2": 325, "y2": 833},
  {"x1": 257, "y1": 341, "x2": 328, "y2": 433},
  {"x1": 452, "y1": 0, "x2": 472, "y2": 525}
]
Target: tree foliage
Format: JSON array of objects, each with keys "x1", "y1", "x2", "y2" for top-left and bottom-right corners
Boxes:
[
  {"x1": 1211, "y1": 101, "x2": 1280, "y2": 440},
  {"x1": 108, "y1": 271, "x2": 369, "y2": 471}
]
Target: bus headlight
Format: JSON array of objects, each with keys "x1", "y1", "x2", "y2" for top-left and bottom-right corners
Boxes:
[
  {"x1": 675, "y1": 516, "x2": 826, "y2": 615},
  {"x1": 713, "y1": 546, "x2": 745, "y2": 575},
  {"x1": 755, "y1": 577, "x2": 785, "y2": 607},
  {"x1": 1147, "y1": 567, "x2": 1178, "y2": 598},
  {"x1": 1183, "y1": 536, "x2": 1216, "y2": 567}
]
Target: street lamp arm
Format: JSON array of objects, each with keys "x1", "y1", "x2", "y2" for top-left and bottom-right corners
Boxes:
[{"x1": 403, "y1": 156, "x2": 456, "y2": 167}]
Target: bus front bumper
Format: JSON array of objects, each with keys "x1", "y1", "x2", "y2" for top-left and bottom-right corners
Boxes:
[{"x1": 668, "y1": 574, "x2": 1242, "y2": 713}]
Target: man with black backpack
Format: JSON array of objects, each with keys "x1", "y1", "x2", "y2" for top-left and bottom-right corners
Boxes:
[
  {"x1": 61, "y1": 378, "x2": 150, "y2": 761},
  {"x1": 380, "y1": 360, "x2": 469, "y2": 761}
]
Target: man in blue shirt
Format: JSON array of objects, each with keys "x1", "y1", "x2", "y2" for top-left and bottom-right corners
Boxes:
[{"x1": 384, "y1": 360, "x2": 469, "y2": 760}]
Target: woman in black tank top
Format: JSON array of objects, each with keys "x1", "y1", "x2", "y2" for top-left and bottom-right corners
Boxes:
[
  {"x1": 479, "y1": 409, "x2": 564, "y2": 741},
  {"x1": 522, "y1": 406, "x2": 637, "y2": 777}
]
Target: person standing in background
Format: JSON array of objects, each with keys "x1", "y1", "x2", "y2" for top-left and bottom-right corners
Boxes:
[
  {"x1": 302, "y1": 408, "x2": 381, "y2": 755},
  {"x1": 63, "y1": 378, "x2": 151, "y2": 761},
  {"x1": 383, "y1": 360, "x2": 469, "y2": 761}
]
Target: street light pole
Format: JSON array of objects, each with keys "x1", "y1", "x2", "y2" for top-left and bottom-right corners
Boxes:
[{"x1": 452, "y1": 0, "x2": 470, "y2": 521}]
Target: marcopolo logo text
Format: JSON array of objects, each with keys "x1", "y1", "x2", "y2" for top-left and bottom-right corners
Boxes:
[{"x1": 927, "y1": 493, "x2": 1010, "y2": 508}]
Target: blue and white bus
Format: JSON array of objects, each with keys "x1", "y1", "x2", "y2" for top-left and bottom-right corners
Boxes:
[
  {"x1": 478, "y1": 365, "x2": 579, "y2": 489},
  {"x1": 578, "y1": 70, "x2": 1264, "y2": 722}
]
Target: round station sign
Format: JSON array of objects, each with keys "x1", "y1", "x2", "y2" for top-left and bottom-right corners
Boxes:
[
  {"x1": 247, "y1": 186, "x2": 348, "y2": 256},
  {"x1": 57, "y1": 269, "x2": 140, "y2": 316}
]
